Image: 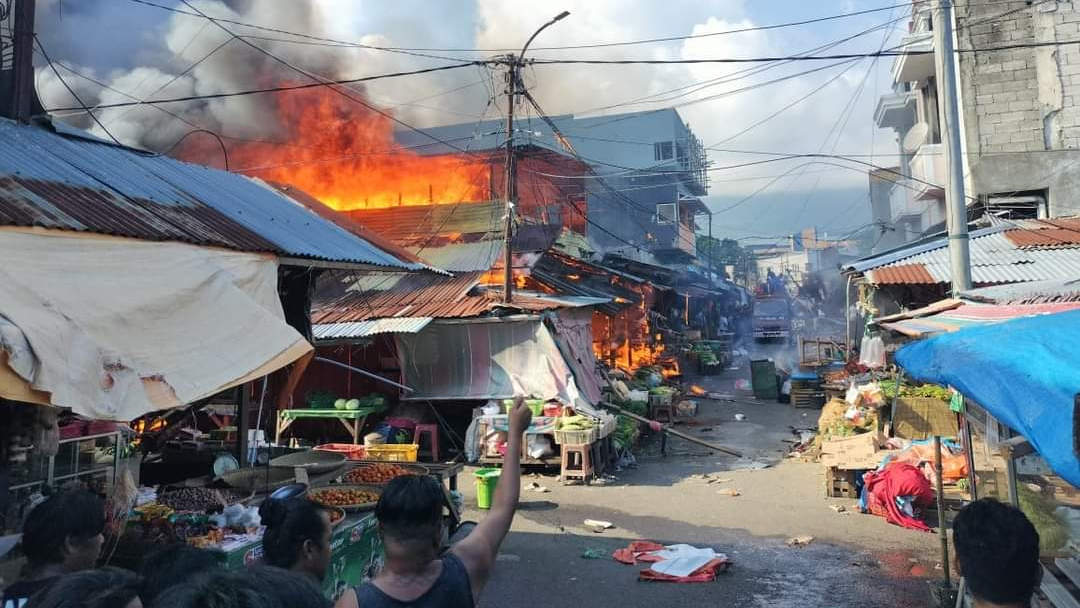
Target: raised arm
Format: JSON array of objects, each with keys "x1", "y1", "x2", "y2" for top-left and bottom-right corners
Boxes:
[{"x1": 451, "y1": 395, "x2": 531, "y2": 601}]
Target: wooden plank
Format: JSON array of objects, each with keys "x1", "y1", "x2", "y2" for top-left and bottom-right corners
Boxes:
[
  {"x1": 1056, "y1": 558, "x2": 1080, "y2": 591},
  {"x1": 1042, "y1": 565, "x2": 1080, "y2": 608}
]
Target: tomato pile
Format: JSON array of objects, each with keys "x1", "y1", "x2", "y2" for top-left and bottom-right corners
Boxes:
[
  {"x1": 343, "y1": 464, "x2": 415, "y2": 484},
  {"x1": 309, "y1": 488, "x2": 379, "y2": 507}
]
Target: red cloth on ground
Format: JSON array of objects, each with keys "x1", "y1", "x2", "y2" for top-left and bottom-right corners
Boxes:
[
  {"x1": 612, "y1": 541, "x2": 732, "y2": 583},
  {"x1": 638, "y1": 558, "x2": 730, "y2": 583},
  {"x1": 612, "y1": 541, "x2": 665, "y2": 564},
  {"x1": 863, "y1": 462, "x2": 934, "y2": 532}
]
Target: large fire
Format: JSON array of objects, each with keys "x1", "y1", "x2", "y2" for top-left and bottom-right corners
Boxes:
[{"x1": 181, "y1": 85, "x2": 491, "y2": 210}]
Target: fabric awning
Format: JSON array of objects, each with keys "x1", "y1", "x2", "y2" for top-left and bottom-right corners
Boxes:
[
  {"x1": 0, "y1": 229, "x2": 312, "y2": 421},
  {"x1": 895, "y1": 310, "x2": 1080, "y2": 487}
]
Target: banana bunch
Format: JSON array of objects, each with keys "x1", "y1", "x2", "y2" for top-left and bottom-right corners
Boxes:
[{"x1": 557, "y1": 415, "x2": 596, "y2": 431}]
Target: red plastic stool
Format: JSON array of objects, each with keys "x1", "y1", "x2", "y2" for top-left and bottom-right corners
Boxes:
[{"x1": 413, "y1": 423, "x2": 440, "y2": 462}]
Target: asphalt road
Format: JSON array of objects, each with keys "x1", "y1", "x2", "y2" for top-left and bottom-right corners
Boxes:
[{"x1": 459, "y1": 362, "x2": 941, "y2": 608}]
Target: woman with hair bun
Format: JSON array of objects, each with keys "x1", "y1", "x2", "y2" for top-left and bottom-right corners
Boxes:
[{"x1": 257, "y1": 496, "x2": 332, "y2": 584}]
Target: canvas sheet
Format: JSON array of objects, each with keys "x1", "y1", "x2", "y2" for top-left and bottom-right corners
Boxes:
[
  {"x1": 396, "y1": 317, "x2": 597, "y2": 414},
  {"x1": 0, "y1": 229, "x2": 311, "y2": 420},
  {"x1": 895, "y1": 310, "x2": 1080, "y2": 487}
]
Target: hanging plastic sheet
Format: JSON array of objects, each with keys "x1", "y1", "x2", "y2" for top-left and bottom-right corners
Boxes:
[{"x1": 895, "y1": 310, "x2": 1080, "y2": 487}]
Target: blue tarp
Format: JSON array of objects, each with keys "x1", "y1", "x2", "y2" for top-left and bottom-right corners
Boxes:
[{"x1": 895, "y1": 310, "x2": 1080, "y2": 487}]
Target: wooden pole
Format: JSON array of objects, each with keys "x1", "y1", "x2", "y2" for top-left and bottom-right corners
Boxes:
[
  {"x1": 601, "y1": 401, "x2": 743, "y2": 458},
  {"x1": 934, "y1": 435, "x2": 951, "y2": 586}
]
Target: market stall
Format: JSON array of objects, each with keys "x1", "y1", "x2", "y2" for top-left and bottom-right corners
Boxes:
[{"x1": 895, "y1": 310, "x2": 1080, "y2": 607}]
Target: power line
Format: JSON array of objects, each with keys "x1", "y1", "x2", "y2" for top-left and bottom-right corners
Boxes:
[
  {"x1": 33, "y1": 36, "x2": 125, "y2": 147},
  {"x1": 527, "y1": 39, "x2": 1080, "y2": 65},
  {"x1": 46, "y1": 61, "x2": 481, "y2": 112}
]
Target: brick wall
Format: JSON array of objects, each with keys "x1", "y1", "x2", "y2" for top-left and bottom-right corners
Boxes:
[{"x1": 958, "y1": 0, "x2": 1051, "y2": 154}]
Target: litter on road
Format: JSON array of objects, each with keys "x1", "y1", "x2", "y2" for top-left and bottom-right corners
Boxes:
[{"x1": 612, "y1": 541, "x2": 732, "y2": 582}]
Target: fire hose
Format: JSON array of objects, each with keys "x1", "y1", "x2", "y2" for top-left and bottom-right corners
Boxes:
[{"x1": 600, "y1": 400, "x2": 743, "y2": 458}]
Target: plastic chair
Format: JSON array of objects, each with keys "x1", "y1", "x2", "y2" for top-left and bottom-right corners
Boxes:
[{"x1": 414, "y1": 423, "x2": 440, "y2": 462}]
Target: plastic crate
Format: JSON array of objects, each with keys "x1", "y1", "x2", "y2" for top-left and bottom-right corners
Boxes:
[
  {"x1": 554, "y1": 428, "x2": 596, "y2": 446},
  {"x1": 314, "y1": 443, "x2": 367, "y2": 460},
  {"x1": 365, "y1": 444, "x2": 419, "y2": 462}
]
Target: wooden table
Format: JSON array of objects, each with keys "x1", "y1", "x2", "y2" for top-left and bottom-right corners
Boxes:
[{"x1": 275, "y1": 407, "x2": 382, "y2": 444}]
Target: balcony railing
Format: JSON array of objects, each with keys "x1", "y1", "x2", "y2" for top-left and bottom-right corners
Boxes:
[
  {"x1": 891, "y1": 32, "x2": 934, "y2": 84},
  {"x1": 909, "y1": 143, "x2": 945, "y2": 200}
]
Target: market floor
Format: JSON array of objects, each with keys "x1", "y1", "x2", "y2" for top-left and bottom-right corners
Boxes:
[{"x1": 459, "y1": 367, "x2": 942, "y2": 608}]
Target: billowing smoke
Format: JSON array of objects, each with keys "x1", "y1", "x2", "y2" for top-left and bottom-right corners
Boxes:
[
  {"x1": 33, "y1": 0, "x2": 488, "y2": 162},
  {"x1": 31, "y1": 0, "x2": 897, "y2": 236}
]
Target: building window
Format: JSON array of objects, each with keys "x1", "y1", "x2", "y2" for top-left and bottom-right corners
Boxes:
[
  {"x1": 654, "y1": 141, "x2": 674, "y2": 161},
  {"x1": 655, "y1": 202, "x2": 678, "y2": 224},
  {"x1": 983, "y1": 190, "x2": 1048, "y2": 220}
]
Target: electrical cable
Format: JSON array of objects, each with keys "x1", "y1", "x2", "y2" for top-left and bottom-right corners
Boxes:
[
  {"x1": 46, "y1": 61, "x2": 481, "y2": 112},
  {"x1": 33, "y1": 35, "x2": 125, "y2": 147}
]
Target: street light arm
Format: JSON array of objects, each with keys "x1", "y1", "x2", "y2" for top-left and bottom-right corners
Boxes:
[{"x1": 520, "y1": 10, "x2": 570, "y2": 59}]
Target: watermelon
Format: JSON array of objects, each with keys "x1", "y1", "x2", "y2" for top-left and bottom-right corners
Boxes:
[
  {"x1": 334, "y1": 399, "x2": 347, "y2": 410},
  {"x1": 345, "y1": 399, "x2": 361, "y2": 410}
]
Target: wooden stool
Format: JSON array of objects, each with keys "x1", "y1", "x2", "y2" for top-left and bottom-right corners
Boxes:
[
  {"x1": 414, "y1": 423, "x2": 440, "y2": 462},
  {"x1": 650, "y1": 403, "x2": 674, "y2": 423},
  {"x1": 560, "y1": 444, "x2": 593, "y2": 484}
]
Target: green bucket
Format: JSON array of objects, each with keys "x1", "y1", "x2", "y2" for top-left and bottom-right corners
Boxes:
[{"x1": 474, "y1": 468, "x2": 501, "y2": 510}]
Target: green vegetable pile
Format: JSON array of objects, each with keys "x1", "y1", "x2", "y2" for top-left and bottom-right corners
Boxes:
[
  {"x1": 878, "y1": 380, "x2": 952, "y2": 401},
  {"x1": 557, "y1": 415, "x2": 596, "y2": 431},
  {"x1": 1018, "y1": 485, "x2": 1070, "y2": 553}
]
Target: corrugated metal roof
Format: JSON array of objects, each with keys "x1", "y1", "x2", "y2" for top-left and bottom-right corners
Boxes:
[
  {"x1": 312, "y1": 317, "x2": 432, "y2": 340},
  {"x1": 311, "y1": 271, "x2": 606, "y2": 324},
  {"x1": 347, "y1": 200, "x2": 503, "y2": 245},
  {"x1": 850, "y1": 218, "x2": 1080, "y2": 286},
  {"x1": 0, "y1": 118, "x2": 423, "y2": 269},
  {"x1": 879, "y1": 301, "x2": 1080, "y2": 337},
  {"x1": 962, "y1": 279, "x2": 1080, "y2": 304},
  {"x1": 1004, "y1": 227, "x2": 1080, "y2": 249},
  {"x1": 409, "y1": 240, "x2": 504, "y2": 273}
]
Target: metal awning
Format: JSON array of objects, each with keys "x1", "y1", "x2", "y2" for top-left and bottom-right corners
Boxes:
[{"x1": 313, "y1": 317, "x2": 433, "y2": 341}]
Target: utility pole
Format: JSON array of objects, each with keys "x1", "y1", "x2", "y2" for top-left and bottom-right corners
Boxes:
[
  {"x1": 932, "y1": 0, "x2": 972, "y2": 293},
  {"x1": 2, "y1": 0, "x2": 37, "y2": 123},
  {"x1": 502, "y1": 11, "x2": 570, "y2": 304},
  {"x1": 502, "y1": 56, "x2": 518, "y2": 303},
  {"x1": 707, "y1": 211, "x2": 714, "y2": 290}
]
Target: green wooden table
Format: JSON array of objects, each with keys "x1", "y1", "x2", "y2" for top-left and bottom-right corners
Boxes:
[
  {"x1": 276, "y1": 407, "x2": 382, "y2": 444},
  {"x1": 211, "y1": 512, "x2": 382, "y2": 600}
]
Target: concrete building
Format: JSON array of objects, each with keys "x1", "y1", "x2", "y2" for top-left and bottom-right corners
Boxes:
[
  {"x1": 393, "y1": 109, "x2": 710, "y2": 267},
  {"x1": 873, "y1": 0, "x2": 1080, "y2": 243}
]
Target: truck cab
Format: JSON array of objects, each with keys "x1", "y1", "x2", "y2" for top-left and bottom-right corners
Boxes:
[{"x1": 752, "y1": 297, "x2": 791, "y2": 341}]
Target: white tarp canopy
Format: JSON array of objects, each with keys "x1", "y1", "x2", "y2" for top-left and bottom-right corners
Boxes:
[
  {"x1": 395, "y1": 316, "x2": 599, "y2": 416},
  {"x1": 0, "y1": 229, "x2": 312, "y2": 421}
]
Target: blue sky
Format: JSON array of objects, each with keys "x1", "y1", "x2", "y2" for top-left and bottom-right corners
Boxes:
[{"x1": 35, "y1": 0, "x2": 908, "y2": 241}]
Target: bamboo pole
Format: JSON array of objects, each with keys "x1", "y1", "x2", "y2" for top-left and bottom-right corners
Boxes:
[
  {"x1": 601, "y1": 400, "x2": 743, "y2": 458},
  {"x1": 935, "y1": 435, "x2": 952, "y2": 586}
]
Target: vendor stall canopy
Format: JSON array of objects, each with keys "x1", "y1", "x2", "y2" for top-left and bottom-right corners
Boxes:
[
  {"x1": 874, "y1": 298, "x2": 1080, "y2": 337},
  {"x1": 0, "y1": 118, "x2": 426, "y2": 270},
  {"x1": 895, "y1": 310, "x2": 1080, "y2": 487}
]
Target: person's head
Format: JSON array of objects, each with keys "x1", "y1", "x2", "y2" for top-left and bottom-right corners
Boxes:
[
  {"x1": 375, "y1": 475, "x2": 443, "y2": 565},
  {"x1": 953, "y1": 498, "x2": 1041, "y2": 608},
  {"x1": 257, "y1": 497, "x2": 332, "y2": 582},
  {"x1": 138, "y1": 544, "x2": 218, "y2": 605},
  {"x1": 23, "y1": 489, "x2": 106, "y2": 574},
  {"x1": 25, "y1": 567, "x2": 142, "y2": 608},
  {"x1": 150, "y1": 566, "x2": 325, "y2": 608}
]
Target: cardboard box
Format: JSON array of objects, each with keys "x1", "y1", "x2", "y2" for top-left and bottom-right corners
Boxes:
[{"x1": 820, "y1": 432, "x2": 888, "y2": 469}]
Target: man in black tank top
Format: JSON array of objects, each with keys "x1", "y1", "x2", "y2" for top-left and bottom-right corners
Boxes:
[{"x1": 336, "y1": 397, "x2": 532, "y2": 608}]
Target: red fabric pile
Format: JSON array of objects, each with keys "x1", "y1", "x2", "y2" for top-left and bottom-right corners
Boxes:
[
  {"x1": 612, "y1": 541, "x2": 732, "y2": 583},
  {"x1": 863, "y1": 462, "x2": 935, "y2": 531}
]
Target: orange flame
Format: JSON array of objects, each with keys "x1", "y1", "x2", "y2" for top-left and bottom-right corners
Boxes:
[
  {"x1": 181, "y1": 86, "x2": 491, "y2": 211},
  {"x1": 689, "y1": 384, "x2": 706, "y2": 396}
]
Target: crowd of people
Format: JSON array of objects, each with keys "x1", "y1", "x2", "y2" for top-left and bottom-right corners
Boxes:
[
  {"x1": 0, "y1": 394, "x2": 1051, "y2": 608},
  {"x1": 1, "y1": 399, "x2": 533, "y2": 608}
]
